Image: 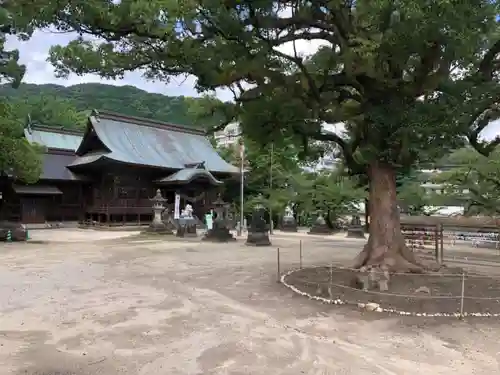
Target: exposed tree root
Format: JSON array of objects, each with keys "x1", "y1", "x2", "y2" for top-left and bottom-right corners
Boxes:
[{"x1": 351, "y1": 236, "x2": 443, "y2": 291}]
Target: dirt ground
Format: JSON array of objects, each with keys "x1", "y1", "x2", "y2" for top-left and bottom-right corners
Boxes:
[{"x1": 1, "y1": 229, "x2": 500, "y2": 374}]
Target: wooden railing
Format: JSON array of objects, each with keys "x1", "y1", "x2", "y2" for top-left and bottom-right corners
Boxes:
[{"x1": 87, "y1": 198, "x2": 159, "y2": 214}]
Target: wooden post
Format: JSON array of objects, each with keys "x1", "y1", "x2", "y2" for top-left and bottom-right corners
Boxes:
[
  {"x1": 299, "y1": 240, "x2": 303, "y2": 269},
  {"x1": 459, "y1": 271, "x2": 465, "y2": 319},
  {"x1": 276, "y1": 247, "x2": 281, "y2": 282},
  {"x1": 440, "y1": 223, "x2": 444, "y2": 263},
  {"x1": 434, "y1": 224, "x2": 439, "y2": 263}
]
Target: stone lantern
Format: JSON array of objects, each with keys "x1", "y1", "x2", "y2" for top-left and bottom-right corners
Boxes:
[
  {"x1": 346, "y1": 214, "x2": 365, "y2": 238},
  {"x1": 146, "y1": 189, "x2": 172, "y2": 234},
  {"x1": 280, "y1": 204, "x2": 298, "y2": 232},
  {"x1": 308, "y1": 211, "x2": 333, "y2": 235},
  {"x1": 202, "y1": 194, "x2": 236, "y2": 242},
  {"x1": 246, "y1": 199, "x2": 271, "y2": 246}
]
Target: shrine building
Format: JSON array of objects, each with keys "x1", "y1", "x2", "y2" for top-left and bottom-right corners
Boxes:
[{"x1": 0, "y1": 110, "x2": 239, "y2": 225}]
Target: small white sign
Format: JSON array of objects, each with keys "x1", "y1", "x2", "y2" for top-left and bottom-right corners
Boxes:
[
  {"x1": 0, "y1": 192, "x2": 2, "y2": 199},
  {"x1": 174, "y1": 193, "x2": 180, "y2": 219}
]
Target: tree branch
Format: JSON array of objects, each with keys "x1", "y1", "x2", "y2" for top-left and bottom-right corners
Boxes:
[
  {"x1": 479, "y1": 39, "x2": 500, "y2": 79},
  {"x1": 468, "y1": 104, "x2": 500, "y2": 156}
]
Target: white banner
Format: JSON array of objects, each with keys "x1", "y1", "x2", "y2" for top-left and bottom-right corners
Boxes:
[{"x1": 174, "y1": 193, "x2": 180, "y2": 219}]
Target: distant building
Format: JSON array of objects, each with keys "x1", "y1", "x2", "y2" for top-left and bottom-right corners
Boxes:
[{"x1": 214, "y1": 123, "x2": 241, "y2": 147}]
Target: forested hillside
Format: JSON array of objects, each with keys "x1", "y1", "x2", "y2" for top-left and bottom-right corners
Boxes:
[{"x1": 0, "y1": 83, "x2": 218, "y2": 129}]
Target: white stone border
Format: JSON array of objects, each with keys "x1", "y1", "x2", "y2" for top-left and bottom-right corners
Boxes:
[{"x1": 280, "y1": 268, "x2": 500, "y2": 318}]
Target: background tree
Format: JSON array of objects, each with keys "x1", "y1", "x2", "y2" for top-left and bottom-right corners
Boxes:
[
  {"x1": 293, "y1": 170, "x2": 366, "y2": 228},
  {"x1": 396, "y1": 171, "x2": 444, "y2": 216},
  {"x1": 434, "y1": 147, "x2": 500, "y2": 216},
  {"x1": 9, "y1": 0, "x2": 500, "y2": 273},
  {"x1": 0, "y1": 101, "x2": 42, "y2": 183},
  {"x1": 0, "y1": 8, "x2": 41, "y2": 183}
]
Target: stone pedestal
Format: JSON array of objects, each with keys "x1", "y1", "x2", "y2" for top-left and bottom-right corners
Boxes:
[
  {"x1": 143, "y1": 190, "x2": 173, "y2": 235},
  {"x1": 346, "y1": 215, "x2": 365, "y2": 238},
  {"x1": 246, "y1": 231, "x2": 271, "y2": 246},
  {"x1": 246, "y1": 207, "x2": 271, "y2": 246},
  {"x1": 346, "y1": 226, "x2": 365, "y2": 238},
  {"x1": 186, "y1": 222, "x2": 197, "y2": 237},
  {"x1": 281, "y1": 216, "x2": 298, "y2": 232},
  {"x1": 308, "y1": 214, "x2": 333, "y2": 235},
  {"x1": 176, "y1": 218, "x2": 198, "y2": 238},
  {"x1": 202, "y1": 222, "x2": 236, "y2": 242},
  {"x1": 146, "y1": 207, "x2": 173, "y2": 234},
  {"x1": 202, "y1": 194, "x2": 236, "y2": 242}
]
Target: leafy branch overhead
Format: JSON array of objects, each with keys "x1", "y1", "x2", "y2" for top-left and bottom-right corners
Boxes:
[
  {"x1": 6, "y1": 0, "x2": 500, "y2": 172},
  {"x1": 0, "y1": 8, "x2": 42, "y2": 182},
  {"x1": 0, "y1": 6, "x2": 26, "y2": 87}
]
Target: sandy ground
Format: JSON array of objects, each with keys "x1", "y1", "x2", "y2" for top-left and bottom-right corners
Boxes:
[{"x1": 1, "y1": 230, "x2": 500, "y2": 374}]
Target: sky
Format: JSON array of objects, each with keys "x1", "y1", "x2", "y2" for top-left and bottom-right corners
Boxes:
[{"x1": 5, "y1": 29, "x2": 500, "y2": 140}]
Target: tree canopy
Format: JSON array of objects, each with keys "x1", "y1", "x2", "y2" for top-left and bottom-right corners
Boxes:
[
  {"x1": 4, "y1": 0, "x2": 500, "y2": 274},
  {"x1": 6, "y1": 0, "x2": 499, "y2": 169},
  {"x1": 0, "y1": 10, "x2": 42, "y2": 183}
]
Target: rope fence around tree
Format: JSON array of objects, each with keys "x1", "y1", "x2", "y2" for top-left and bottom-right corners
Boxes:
[{"x1": 276, "y1": 239, "x2": 500, "y2": 318}]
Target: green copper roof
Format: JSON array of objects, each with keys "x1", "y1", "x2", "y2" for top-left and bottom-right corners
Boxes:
[
  {"x1": 24, "y1": 126, "x2": 83, "y2": 151},
  {"x1": 71, "y1": 110, "x2": 238, "y2": 174}
]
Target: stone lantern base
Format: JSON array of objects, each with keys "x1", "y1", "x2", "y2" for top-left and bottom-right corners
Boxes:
[
  {"x1": 308, "y1": 215, "x2": 333, "y2": 235},
  {"x1": 202, "y1": 223, "x2": 236, "y2": 242},
  {"x1": 346, "y1": 225, "x2": 365, "y2": 238},
  {"x1": 245, "y1": 231, "x2": 271, "y2": 246},
  {"x1": 176, "y1": 222, "x2": 198, "y2": 238},
  {"x1": 280, "y1": 217, "x2": 298, "y2": 232},
  {"x1": 144, "y1": 222, "x2": 173, "y2": 235}
]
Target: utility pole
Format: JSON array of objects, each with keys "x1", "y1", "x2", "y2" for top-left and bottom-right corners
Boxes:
[
  {"x1": 269, "y1": 143, "x2": 274, "y2": 234},
  {"x1": 237, "y1": 140, "x2": 245, "y2": 236}
]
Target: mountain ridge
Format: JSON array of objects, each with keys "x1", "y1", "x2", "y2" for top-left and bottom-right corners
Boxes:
[{"x1": 0, "y1": 82, "x2": 215, "y2": 129}]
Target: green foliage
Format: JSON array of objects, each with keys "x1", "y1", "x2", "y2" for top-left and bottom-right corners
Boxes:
[
  {"x1": 0, "y1": 83, "x2": 225, "y2": 129},
  {"x1": 292, "y1": 171, "x2": 366, "y2": 224},
  {"x1": 0, "y1": 14, "x2": 42, "y2": 182},
  {"x1": 0, "y1": 7, "x2": 26, "y2": 88},
  {"x1": 434, "y1": 148, "x2": 500, "y2": 216},
  {"x1": 397, "y1": 171, "x2": 445, "y2": 216},
  {"x1": 5, "y1": 0, "x2": 499, "y2": 175},
  {"x1": 0, "y1": 100, "x2": 42, "y2": 183},
  {"x1": 217, "y1": 138, "x2": 364, "y2": 225}
]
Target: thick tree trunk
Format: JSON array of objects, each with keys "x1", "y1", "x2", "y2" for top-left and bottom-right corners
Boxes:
[{"x1": 352, "y1": 161, "x2": 426, "y2": 273}]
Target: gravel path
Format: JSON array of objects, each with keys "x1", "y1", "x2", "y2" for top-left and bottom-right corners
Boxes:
[{"x1": 0, "y1": 232, "x2": 499, "y2": 374}]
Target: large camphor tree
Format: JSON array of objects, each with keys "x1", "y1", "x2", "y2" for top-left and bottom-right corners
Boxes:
[{"x1": 8, "y1": 0, "x2": 500, "y2": 272}]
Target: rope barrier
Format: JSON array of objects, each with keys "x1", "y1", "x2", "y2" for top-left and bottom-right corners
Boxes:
[
  {"x1": 294, "y1": 264, "x2": 500, "y2": 278},
  {"x1": 287, "y1": 276, "x2": 500, "y2": 300}
]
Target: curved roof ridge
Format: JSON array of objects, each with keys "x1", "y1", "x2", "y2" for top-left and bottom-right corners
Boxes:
[{"x1": 92, "y1": 109, "x2": 207, "y2": 135}]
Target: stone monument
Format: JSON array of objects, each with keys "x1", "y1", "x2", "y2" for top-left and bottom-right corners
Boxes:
[
  {"x1": 176, "y1": 204, "x2": 197, "y2": 237},
  {"x1": 346, "y1": 215, "x2": 365, "y2": 238},
  {"x1": 308, "y1": 212, "x2": 333, "y2": 235},
  {"x1": 145, "y1": 189, "x2": 173, "y2": 234},
  {"x1": 246, "y1": 201, "x2": 271, "y2": 246},
  {"x1": 280, "y1": 205, "x2": 298, "y2": 232},
  {"x1": 202, "y1": 194, "x2": 236, "y2": 242}
]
